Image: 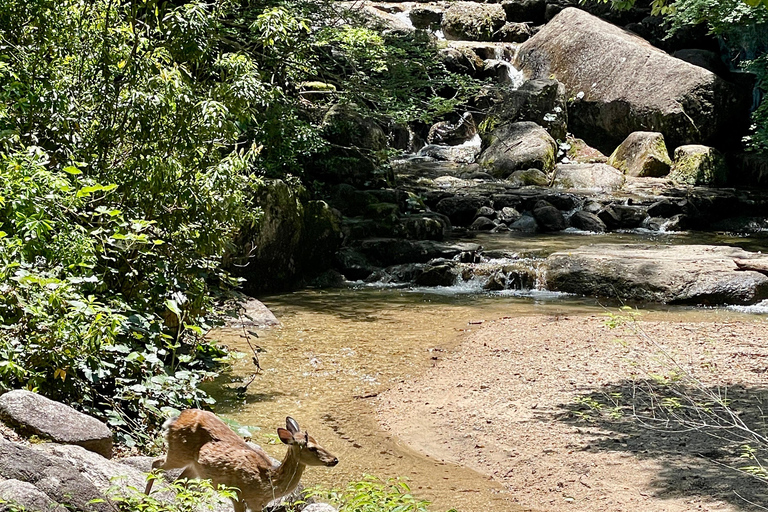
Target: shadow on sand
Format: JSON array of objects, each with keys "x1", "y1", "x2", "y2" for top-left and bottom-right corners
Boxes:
[{"x1": 553, "y1": 379, "x2": 768, "y2": 510}]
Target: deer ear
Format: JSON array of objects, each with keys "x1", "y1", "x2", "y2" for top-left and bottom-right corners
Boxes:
[
  {"x1": 286, "y1": 417, "x2": 300, "y2": 434},
  {"x1": 277, "y1": 428, "x2": 295, "y2": 445}
]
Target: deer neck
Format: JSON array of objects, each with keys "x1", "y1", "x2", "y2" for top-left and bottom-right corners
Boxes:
[{"x1": 270, "y1": 446, "x2": 306, "y2": 496}]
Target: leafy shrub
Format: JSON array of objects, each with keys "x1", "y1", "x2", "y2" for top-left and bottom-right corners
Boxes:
[
  {"x1": 110, "y1": 478, "x2": 237, "y2": 512},
  {"x1": 305, "y1": 475, "x2": 457, "y2": 512}
]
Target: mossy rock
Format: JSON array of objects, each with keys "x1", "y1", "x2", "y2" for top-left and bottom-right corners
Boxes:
[
  {"x1": 608, "y1": 131, "x2": 671, "y2": 177},
  {"x1": 507, "y1": 168, "x2": 550, "y2": 187},
  {"x1": 668, "y1": 145, "x2": 728, "y2": 186}
]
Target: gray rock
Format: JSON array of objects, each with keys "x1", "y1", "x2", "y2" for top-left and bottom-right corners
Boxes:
[
  {"x1": 414, "y1": 261, "x2": 459, "y2": 286},
  {"x1": 608, "y1": 131, "x2": 672, "y2": 177},
  {"x1": 357, "y1": 239, "x2": 481, "y2": 267},
  {"x1": 478, "y1": 122, "x2": 557, "y2": 178},
  {"x1": 569, "y1": 210, "x2": 606, "y2": 232},
  {"x1": 236, "y1": 180, "x2": 342, "y2": 292},
  {"x1": 532, "y1": 201, "x2": 566, "y2": 231},
  {"x1": 668, "y1": 144, "x2": 728, "y2": 186},
  {"x1": 224, "y1": 298, "x2": 280, "y2": 329},
  {"x1": 483, "y1": 79, "x2": 568, "y2": 140},
  {"x1": 0, "y1": 438, "x2": 112, "y2": 511},
  {"x1": 397, "y1": 213, "x2": 450, "y2": 241},
  {"x1": 551, "y1": 163, "x2": 625, "y2": 191},
  {"x1": 435, "y1": 196, "x2": 490, "y2": 226},
  {"x1": 515, "y1": 8, "x2": 748, "y2": 151},
  {"x1": 442, "y1": 2, "x2": 507, "y2": 41},
  {"x1": 597, "y1": 204, "x2": 646, "y2": 229},
  {"x1": 498, "y1": 22, "x2": 532, "y2": 43},
  {"x1": 497, "y1": 206, "x2": 522, "y2": 224},
  {"x1": 33, "y1": 444, "x2": 146, "y2": 492},
  {"x1": 545, "y1": 244, "x2": 768, "y2": 304},
  {"x1": 439, "y1": 47, "x2": 485, "y2": 77},
  {"x1": 409, "y1": 7, "x2": 442, "y2": 29},
  {"x1": 509, "y1": 215, "x2": 539, "y2": 233},
  {"x1": 507, "y1": 168, "x2": 550, "y2": 187},
  {"x1": 0, "y1": 390, "x2": 112, "y2": 458},
  {"x1": 427, "y1": 113, "x2": 477, "y2": 146},
  {"x1": 0, "y1": 479, "x2": 67, "y2": 512},
  {"x1": 470, "y1": 216, "x2": 497, "y2": 231},
  {"x1": 417, "y1": 137, "x2": 482, "y2": 164}
]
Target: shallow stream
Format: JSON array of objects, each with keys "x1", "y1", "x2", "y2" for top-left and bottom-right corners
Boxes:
[{"x1": 207, "y1": 231, "x2": 767, "y2": 512}]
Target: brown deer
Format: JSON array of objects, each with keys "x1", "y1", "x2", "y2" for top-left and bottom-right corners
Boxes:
[{"x1": 145, "y1": 409, "x2": 339, "y2": 512}]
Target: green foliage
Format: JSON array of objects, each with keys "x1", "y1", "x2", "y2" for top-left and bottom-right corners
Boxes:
[
  {"x1": 0, "y1": 0, "x2": 485, "y2": 447},
  {"x1": 110, "y1": 478, "x2": 238, "y2": 512},
  {"x1": 314, "y1": 27, "x2": 484, "y2": 125},
  {"x1": 305, "y1": 475, "x2": 457, "y2": 512}
]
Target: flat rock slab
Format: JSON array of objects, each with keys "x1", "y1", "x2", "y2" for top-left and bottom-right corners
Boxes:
[
  {"x1": 0, "y1": 390, "x2": 112, "y2": 458},
  {"x1": 544, "y1": 244, "x2": 768, "y2": 304}
]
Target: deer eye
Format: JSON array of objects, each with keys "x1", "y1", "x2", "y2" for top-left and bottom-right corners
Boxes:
[{"x1": 308, "y1": 446, "x2": 317, "y2": 452}]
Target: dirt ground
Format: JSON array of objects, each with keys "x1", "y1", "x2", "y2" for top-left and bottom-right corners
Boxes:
[{"x1": 377, "y1": 314, "x2": 768, "y2": 512}]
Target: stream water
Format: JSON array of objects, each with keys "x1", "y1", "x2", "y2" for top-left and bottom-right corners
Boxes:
[{"x1": 206, "y1": 231, "x2": 768, "y2": 512}]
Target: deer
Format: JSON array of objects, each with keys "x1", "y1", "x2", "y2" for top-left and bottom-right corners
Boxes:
[{"x1": 144, "y1": 409, "x2": 339, "y2": 512}]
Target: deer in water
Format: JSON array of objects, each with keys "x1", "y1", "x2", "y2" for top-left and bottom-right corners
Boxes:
[{"x1": 145, "y1": 409, "x2": 339, "y2": 512}]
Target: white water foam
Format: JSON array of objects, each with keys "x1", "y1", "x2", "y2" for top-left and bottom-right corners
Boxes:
[{"x1": 728, "y1": 299, "x2": 768, "y2": 315}]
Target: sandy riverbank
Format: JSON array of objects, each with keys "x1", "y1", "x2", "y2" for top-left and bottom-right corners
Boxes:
[{"x1": 377, "y1": 314, "x2": 768, "y2": 511}]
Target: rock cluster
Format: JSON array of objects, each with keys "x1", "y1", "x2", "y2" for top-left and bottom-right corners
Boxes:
[{"x1": 0, "y1": 390, "x2": 335, "y2": 512}]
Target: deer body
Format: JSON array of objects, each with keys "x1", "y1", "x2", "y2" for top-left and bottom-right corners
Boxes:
[{"x1": 146, "y1": 410, "x2": 338, "y2": 512}]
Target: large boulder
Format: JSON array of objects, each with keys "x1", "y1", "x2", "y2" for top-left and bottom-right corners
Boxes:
[
  {"x1": 0, "y1": 390, "x2": 112, "y2": 458},
  {"x1": 478, "y1": 122, "x2": 557, "y2": 178},
  {"x1": 551, "y1": 163, "x2": 625, "y2": 191},
  {"x1": 544, "y1": 244, "x2": 768, "y2": 304},
  {"x1": 233, "y1": 180, "x2": 342, "y2": 293},
  {"x1": 514, "y1": 8, "x2": 748, "y2": 152},
  {"x1": 442, "y1": 2, "x2": 507, "y2": 41},
  {"x1": 668, "y1": 144, "x2": 728, "y2": 186},
  {"x1": 607, "y1": 131, "x2": 672, "y2": 177}
]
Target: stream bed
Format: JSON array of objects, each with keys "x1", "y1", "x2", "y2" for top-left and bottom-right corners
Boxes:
[{"x1": 207, "y1": 230, "x2": 766, "y2": 511}]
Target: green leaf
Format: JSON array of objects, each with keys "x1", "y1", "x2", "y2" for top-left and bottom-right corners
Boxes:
[
  {"x1": 165, "y1": 299, "x2": 181, "y2": 316},
  {"x1": 63, "y1": 166, "x2": 82, "y2": 175}
]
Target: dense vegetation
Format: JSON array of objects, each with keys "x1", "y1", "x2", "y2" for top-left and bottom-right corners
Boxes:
[{"x1": 0, "y1": 0, "x2": 481, "y2": 446}]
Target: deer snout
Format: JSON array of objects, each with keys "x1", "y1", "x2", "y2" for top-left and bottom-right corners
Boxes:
[{"x1": 327, "y1": 456, "x2": 339, "y2": 467}]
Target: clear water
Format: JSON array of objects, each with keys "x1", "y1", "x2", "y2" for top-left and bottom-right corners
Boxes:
[{"x1": 207, "y1": 275, "x2": 762, "y2": 511}]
